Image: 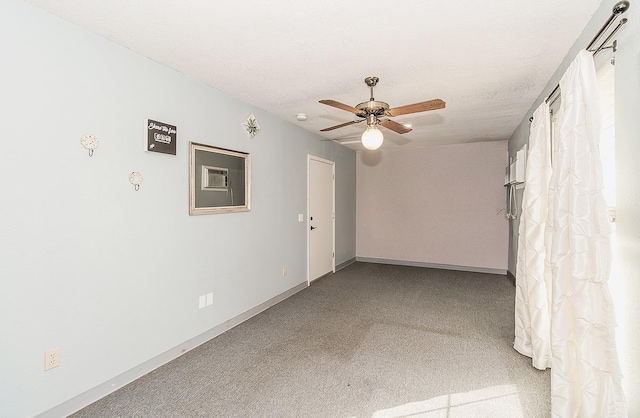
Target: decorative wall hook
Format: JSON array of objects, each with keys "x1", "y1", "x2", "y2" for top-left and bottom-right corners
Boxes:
[
  {"x1": 80, "y1": 134, "x2": 99, "y2": 157},
  {"x1": 129, "y1": 172, "x2": 143, "y2": 191},
  {"x1": 242, "y1": 113, "x2": 260, "y2": 138}
]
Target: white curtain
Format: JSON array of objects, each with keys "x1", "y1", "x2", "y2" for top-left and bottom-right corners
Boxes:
[
  {"x1": 514, "y1": 49, "x2": 626, "y2": 416},
  {"x1": 514, "y1": 101, "x2": 552, "y2": 371},
  {"x1": 549, "y1": 49, "x2": 626, "y2": 417}
]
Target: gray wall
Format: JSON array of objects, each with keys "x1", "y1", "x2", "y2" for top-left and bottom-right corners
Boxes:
[
  {"x1": 0, "y1": 1, "x2": 355, "y2": 416},
  {"x1": 507, "y1": 1, "x2": 640, "y2": 414}
]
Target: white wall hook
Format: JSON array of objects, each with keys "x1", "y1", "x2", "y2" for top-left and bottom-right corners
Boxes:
[
  {"x1": 129, "y1": 172, "x2": 143, "y2": 191},
  {"x1": 80, "y1": 134, "x2": 99, "y2": 157}
]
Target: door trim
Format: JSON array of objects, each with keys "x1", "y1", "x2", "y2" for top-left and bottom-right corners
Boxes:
[{"x1": 307, "y1": 154, "x2": 335, "y2": 285}]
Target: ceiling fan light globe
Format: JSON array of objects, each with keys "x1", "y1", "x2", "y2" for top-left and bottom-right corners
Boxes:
[{"x1": 361, "y1": 126, "x2": 384, "y2": 150}]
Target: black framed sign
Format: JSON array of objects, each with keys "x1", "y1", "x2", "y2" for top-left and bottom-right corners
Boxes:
[{"x1": 146, "y1": 119, "x2": 177, "y2": 155}]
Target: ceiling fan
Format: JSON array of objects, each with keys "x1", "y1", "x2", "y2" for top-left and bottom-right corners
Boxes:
[{"x1": 319, "y1": 77, "x2": 445, "y2": 150}]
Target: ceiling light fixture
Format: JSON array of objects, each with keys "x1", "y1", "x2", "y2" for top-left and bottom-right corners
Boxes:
[
  {"x1": 361, "y1": 124, "x2": 384, "y2": 150},
  {"x1": 296, "y1": 113, "x2": 307, "y2": 121}
]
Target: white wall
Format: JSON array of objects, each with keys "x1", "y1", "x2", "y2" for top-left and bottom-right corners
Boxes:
[
  {"x1": 356, "y1": 141, "x2": 509, "y2": 272},
  {"x1": 612, "y1": 0, "x2": 640, "y2": 413},
  {"x1": 507, "y1": 0, "x2": 640, "y2": 414},
  {"x1": 0, "y1": 1, "x2": 356, "y2": 417}
]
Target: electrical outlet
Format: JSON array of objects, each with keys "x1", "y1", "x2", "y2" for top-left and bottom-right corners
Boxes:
[
  {"x1": 44, "y1": 347, "x2": 60, "y2": 371},
  {"x1": 282, "y1": 266, "x2": 287, "y2": 276}
]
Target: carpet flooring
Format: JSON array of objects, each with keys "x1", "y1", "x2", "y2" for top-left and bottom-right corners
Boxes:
[{"x1": 70, "y1": 262, "x2": 550, "y2": 417}]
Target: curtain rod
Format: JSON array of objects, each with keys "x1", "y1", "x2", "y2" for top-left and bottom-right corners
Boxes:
[{"x1": 529, "y1": 1, "x2": 630, "y2": 122}]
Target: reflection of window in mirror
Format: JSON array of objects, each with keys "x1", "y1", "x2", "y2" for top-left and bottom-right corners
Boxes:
[
  {"x1": 189, "y1": 142, "x2": 250, "y2": 215},
  {"x1": 201, "y1": 166, "x2": 228, "y2": 191}
]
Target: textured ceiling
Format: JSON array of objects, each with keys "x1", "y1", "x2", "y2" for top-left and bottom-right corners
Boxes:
[{"x1": 25, "y1": 0, "x2": 603, "y2": 150}]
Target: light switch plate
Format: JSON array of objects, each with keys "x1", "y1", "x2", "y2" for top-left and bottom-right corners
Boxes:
[
  {"x1": 206, "y1": 292, "x2": 213, "y2": 306},
  {"x1": 298, "y1": 214, "x2": 303, "y2": 222},
  {"x1": 198, "y1": 295, "x2": 206, "y2": 309}
]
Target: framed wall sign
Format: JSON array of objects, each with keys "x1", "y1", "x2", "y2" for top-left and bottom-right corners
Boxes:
[
  {"x1": 189, "y1": 142, "x2": 251, "y2": 215},
  {"x1": 146, "y1": 119, "x2": 177, "y2": 155}
]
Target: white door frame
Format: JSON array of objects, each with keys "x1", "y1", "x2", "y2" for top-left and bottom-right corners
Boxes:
[{"x1": 307, "y1": 154, "x2": 335, "y2": 285}]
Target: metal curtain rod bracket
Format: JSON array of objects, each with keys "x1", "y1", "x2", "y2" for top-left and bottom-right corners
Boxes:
[
  {"x1": 591, "y1": 20, "x2": 627, "y2": 55},
  {"x1": 533, "y1": 0, "x2": 631, "y2": 115}
]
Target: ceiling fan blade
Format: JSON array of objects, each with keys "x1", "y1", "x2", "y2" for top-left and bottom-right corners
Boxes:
[
  {"x1": 333, "y1": 139, "x2": 361, "y2": 145},
  {"x1": 387, "y1": 99, "x2": 446, "y2": 117},
  {"x1": 320, "y1": 120, "x2": 363, "y2": 132},
  {"x1": 319, "y1": 99, "x2": 362, "y2": 115},
  {"x1": 379, "y1": 119, "x2": 412, "y2": 134}
]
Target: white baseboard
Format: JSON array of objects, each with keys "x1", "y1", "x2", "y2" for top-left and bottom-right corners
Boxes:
[
  {"x1": 39, "y1": 281, "x2": 308, "y2": 418},
  {"x1": 355, "y1": 257, "x2": 507, "y2": 275}
]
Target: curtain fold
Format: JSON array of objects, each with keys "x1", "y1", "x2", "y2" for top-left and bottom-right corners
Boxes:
[
  {"x1": 514, "y1": 101, "x2": 553, "y2": 370},
  {"x1": 550, "y1": 49, "x2": 626, "y2": 417}
]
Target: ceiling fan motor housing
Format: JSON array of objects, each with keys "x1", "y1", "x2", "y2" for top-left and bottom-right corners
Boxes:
[{"x1": 355, "y1": 100, "x2": 389, "y2": 119}]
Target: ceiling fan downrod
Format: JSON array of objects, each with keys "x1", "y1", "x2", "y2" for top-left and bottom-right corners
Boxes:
[
  {"x1": 365, "y1": 76, "x2": 379, "y2": 101},
  {"x1": 356, "y1": 77, "x2": 390, "y2": 117}
]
